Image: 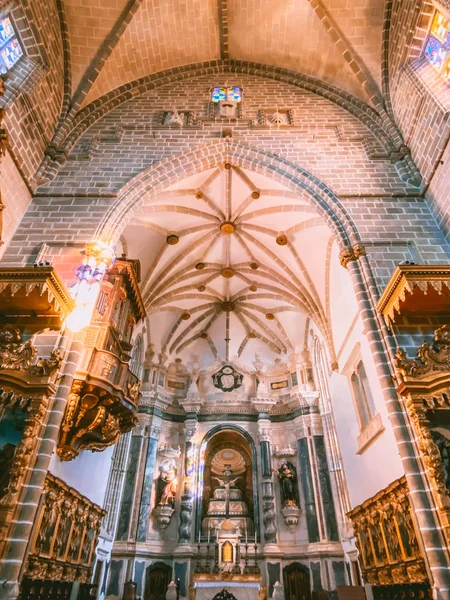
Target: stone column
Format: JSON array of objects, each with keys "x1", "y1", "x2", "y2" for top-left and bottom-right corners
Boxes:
[
  {"x1": 136, "y1": 420, "x2": 161, "y2": 542},
  {"x1": 178, "y1": 421, "x2": 197, "y2": 544},
  {"x1": 258, "y1": 416, "x2": 277, "y2": 545},
  {"x1": 0, "y1": 330, "x2": 85, "y2": 600},
  {"x1": 115, "y1": 419, "x2": 146, "y2": 541},
  {"x1": 296, "y1": 424, "x2": 320, "y2": 543},
  {"x1": 346, "y1": 256, "x2": 450, "y2": 598}
]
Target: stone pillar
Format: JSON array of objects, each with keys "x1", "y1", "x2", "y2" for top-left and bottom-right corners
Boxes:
[
  {"x1": 116, "y1": 420, "x2": 146, "y2": 541},
  {"x1": 258, "y1": 415, "x2": 277, "y2": 545},
  {"x1": 297, "y1": 432, "x2": 320, "y2": 543},
  {"x1": 0, "y1": 330, "x2": 85, "y2": 599},
  {"x1": 313, "y1": 435, "x2": 339, "y2": 541},
  {"x1": 136, "y1": 420, "x2": 161, "y2": 541},
  {"x1": 346, "y1": 257, "x2": 450, "y2": 598},
  {"x1": 178, "y1": 426, "x2": 196, "y2": 544}
]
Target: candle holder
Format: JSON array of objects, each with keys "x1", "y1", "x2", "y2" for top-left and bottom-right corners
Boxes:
[
  {"x1": 195, "y1": 542, "x2": 202, "y2": 573},
  {"x1": 253, "y1": 540, "x2": 260, "y2": 575},
  {"x1": 243, "y1": 543, "x2": 249, "y2": 574},
  {"x1": 233, "y1": 542, "x2": 241, "y2": 574},
  {"x1": 205, "y1": 543, "x2": 211, "y2": 573},
  {"x1": 212, "y1": 542, "x2": 219, "y2": 574}
]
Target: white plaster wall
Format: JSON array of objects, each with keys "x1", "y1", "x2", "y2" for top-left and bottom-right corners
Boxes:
[
  {"x1": 329, "y1": 321, "x2": 403, "y2": 508},
  {"x1": 49, "y1": 446, "x2": 114, "y2": 507}
]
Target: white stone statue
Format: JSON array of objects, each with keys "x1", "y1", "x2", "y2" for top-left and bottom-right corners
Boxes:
[
  {"x1": 165, "y1": 581, "x2": 177, "y2": 600},
  {"x1": 272, "y1": 581, "x2": 285, "y2": 600}
]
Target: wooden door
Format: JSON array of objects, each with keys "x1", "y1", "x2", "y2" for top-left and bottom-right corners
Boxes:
[
  {"x1": 145, "y1": 563, "x2": 171, "y2": 600},
  {"x1": 283, "y1": 563, "x2": 311, "y2": 600}
]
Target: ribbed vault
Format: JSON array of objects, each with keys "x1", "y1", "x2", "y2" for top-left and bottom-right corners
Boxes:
[{"x1": 120, "y1": 163, "x2": 338, "y2": 367}]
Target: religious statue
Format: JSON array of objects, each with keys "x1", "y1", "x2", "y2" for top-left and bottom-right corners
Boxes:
[
  {"x1": 213, "y1": 472, "x2": 241, "y2": 498},
  {"x1": 431, "y1": 430, "x2": 450, "y2": 490},
  {"x1": 156, "y1": 465, "x2": 178, "y2": 506},
  {"x1": 275, "y1": 461, "x2": 298, "y2": 506}
]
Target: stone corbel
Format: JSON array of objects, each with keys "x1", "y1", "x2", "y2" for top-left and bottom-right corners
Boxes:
[
  {"x1": 57, "y1": 380, "x2": 136, "y2": 461},
  {"x1": 339, "y1": 243, "x2": 366, "y2": 268}
]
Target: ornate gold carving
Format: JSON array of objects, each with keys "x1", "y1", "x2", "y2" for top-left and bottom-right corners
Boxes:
[
  {"x1": 57, "y1": 380, "x2": 135, "y2": 461},
  {"x1": 0, "y1": 325, "x2": 62, "y2": 376},
  {"x1": 0, "y1": 267, "x2": 75, "y2": 321},
  {"x1": 26, "y1": 472, "x2": 105, "y2": 582},
  {"x1": 395, "y1": 325, "x2": 450, "y2": 379},
  {"x1": 339, "y1": 243, "x2": 366, "y2": 268},
  {"x1": 347, "y1": 476, "x2": 428, "y2": 585},
  {"x1": 377, "y1": 264, "x2": 450, "y2": 327},
  {"x1": 0, "y1": 396, "x2": 47, "y2": 507}
]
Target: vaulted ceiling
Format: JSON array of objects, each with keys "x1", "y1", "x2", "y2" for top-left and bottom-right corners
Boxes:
[
  {"x1": 120, "y1": 165, "x2": 338, "y2": 368},
  {"x1": 62, "y1": 0, "x2": 385, "y2": 109}
]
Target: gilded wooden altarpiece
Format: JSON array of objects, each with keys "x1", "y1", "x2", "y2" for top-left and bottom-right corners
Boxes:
[{"x1": 347, "y1": 477, "x2": 427, "y2": 585}]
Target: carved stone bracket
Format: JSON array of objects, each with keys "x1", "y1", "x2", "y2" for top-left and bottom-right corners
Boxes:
[
  {"x1": 57, "y1": 379, "x2": 137, "y2": 461},
  {"x1": 339, "y1": 243, "x2": 366, "y2": 268},
  {"x1": 396, "y1": 325, "x2": 450, "y2": 380}
]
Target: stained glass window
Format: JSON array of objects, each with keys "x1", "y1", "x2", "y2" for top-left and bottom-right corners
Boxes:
[
  {"x1": 211, "y1": 86, "x2": 242, "y2": 102},
  {"x1": 424, "y1": 9, "x2": 450, "y2": 82},
  {"x1": 0, "y1": 16, "x2": 23, "y2": 75}
]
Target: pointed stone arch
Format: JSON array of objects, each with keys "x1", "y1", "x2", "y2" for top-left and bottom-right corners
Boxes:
[{"x1": 96, "y1": 140, "x2": 360, "y2": 252}]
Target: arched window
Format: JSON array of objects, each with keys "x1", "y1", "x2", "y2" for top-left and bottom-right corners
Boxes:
[
  {"x1": 350, "y1": 361, "x2": 376, "y2": 430},
  {"x1": 129, "y1": 336, "x2": 143, "y2": 379},
  {"x1": 424, "y1": 8, "x2": 450, "y2": 81},
  {"x1": 0, "y1": 15, "x2": 23, "y2": 74}
]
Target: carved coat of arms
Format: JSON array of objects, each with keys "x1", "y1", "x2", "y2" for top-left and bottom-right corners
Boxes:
[{"x1": 212, "y1": 365, "x2": 243, "y2": 392}]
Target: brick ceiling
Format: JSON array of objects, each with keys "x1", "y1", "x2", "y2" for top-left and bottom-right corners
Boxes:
[{"x1": 62, "y1": 0, "x2": 385, "y2": 108}]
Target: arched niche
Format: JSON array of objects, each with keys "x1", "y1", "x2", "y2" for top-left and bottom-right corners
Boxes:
[{"x1": 195, "y1": 425, "x2": 260, "y2": 541}]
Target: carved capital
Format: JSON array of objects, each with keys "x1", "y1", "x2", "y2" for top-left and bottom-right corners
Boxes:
[{"x1": 339, "y1": 243, "x2": 366, "y2": 268}]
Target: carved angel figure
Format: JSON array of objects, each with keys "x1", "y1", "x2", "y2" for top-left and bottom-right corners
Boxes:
[{"x1": 0, "y1": 325, "x2": 37, "y2": 371}]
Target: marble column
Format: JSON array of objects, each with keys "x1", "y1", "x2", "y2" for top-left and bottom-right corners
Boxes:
[
  {"x1": 298, "y1": 436, "x2": 320, "y2": 543},
  {"x1": 178, "y1": 419, "x2": 198, "y2": 544},
  {"x1": 259, "y1": 416, "x2": 277, "y2": 544},
  {"x1": 314, "y1": 435, "x2": 339, "y2": 541},
  {"x1": 136, "y1": 422, "x2": 161, "y2": 541}
]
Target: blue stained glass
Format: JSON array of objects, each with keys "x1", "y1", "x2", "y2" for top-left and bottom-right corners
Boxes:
[
  {"x1": 211, "y1": 87, "x2": 226, "y2": 102},
  {"x1": 425, "y1": 36, "x2": 448, "y2": 71},
  {"x1": 227, "y1": 86, "x2": 242, "y2": 102},
  {"x1": 1, "y1": 38, "x2": 23, "y2": 70},
  {"x1": 0, "y1": 18, "x2": 14, "y2": 45}
]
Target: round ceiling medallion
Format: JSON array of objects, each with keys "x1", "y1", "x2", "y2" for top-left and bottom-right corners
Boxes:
[
  {"x1": 265, "y1": 313, "x2": 275, "y2": 320},
  {"x1": 220, "y1": 222, "x2": 235, "y2": 234},
  {"x1": 181, "y1": 313, "x2": 191, "y2": 320},
  {"x1": 196, "y1": 262, "x2": 205, "y2": 270},
  {"x1": 195, "y1": 190, "x2": 204, "y2": 199},
  {"x1": 249, "y1": 284, "x2": 257, "y2": 292},
  {"x1": 221, "y1": 267, "x2": 234, "y2": 278},
  {"x1": 250, "y1": 262, "x2": 259, "y2": 270},
  {"x1": 251, "y1": 190, "x2": 260, "y2": 199},
  {"x1": 249, "y1": 332, "x2": 256, "y2": 338},
  {"x1": 276, "y1": 234, "x2": 288, "y2": 246},
  {"x1": 222, "y1": 301, "x2": 235, "y2": 312},
  {"x1": 198, "y1": 285, "x2": 206, "y2": 292},
  {"x1": 166, "y1": 234, "x2": 179, "y2": 245},
  {"x1": 200, "y1": 332, "x2": 208, "y2": 339},
  {"x1": 224, "y1": 163, "x2": 232, "y2": 170}
]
